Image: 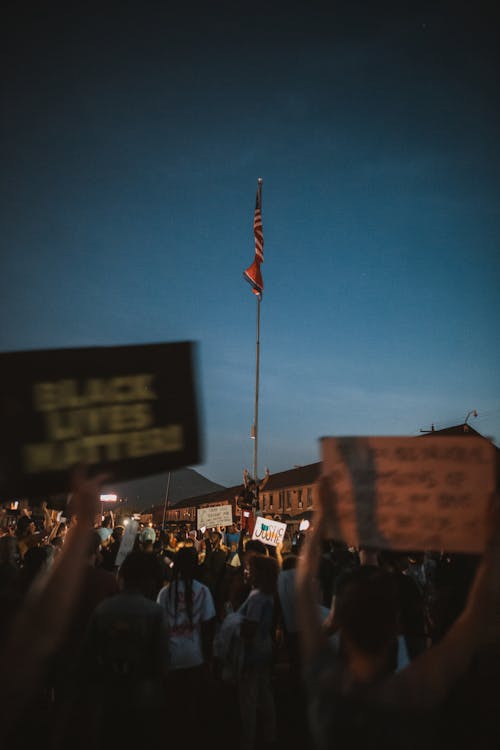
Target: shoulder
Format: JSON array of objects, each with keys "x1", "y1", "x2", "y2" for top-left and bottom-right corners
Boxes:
[{"x1": 193, "y1": 580, "x2": 215, "y2": 599}]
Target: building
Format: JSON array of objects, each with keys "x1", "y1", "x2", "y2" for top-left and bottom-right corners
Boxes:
[
  {"x1": 150, "y1": 463, "x2": 321, "y2": 530},
  {"x1": 150, "y1": 423, "x2": 498, "y2": 530},
  {"x1": 259, "y1": 463, "x2": 320, "y2": 521}
]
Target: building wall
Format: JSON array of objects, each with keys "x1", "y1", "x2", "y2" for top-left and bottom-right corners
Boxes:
[
  {"x1": 157, "y1": 496, "x2": 239, "y2": 526},
  {"x1": 155, "y1": 476, "x2": 318, "y2": 527},
  {"x1": 260, "y1": 483, "x2": 316, "y2": 516}
]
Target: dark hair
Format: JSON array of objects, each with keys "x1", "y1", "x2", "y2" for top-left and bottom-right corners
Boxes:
[
  {"x1": 17, "y1": 546, "x2": 51, "y2": 594},
  {"x1": 16, "y1": 516, "x2": 34, "y2": 537},
  {"x1": 0, "y1": 536, "x2": 18, "y2": 565},
  {"x1": 281, "y1": 554, "x2": 298, "y2": 571},
  {"x1": 244, "y1": 539, "x2": 267, "y2": 556},
  {"x1": 168, "y1": 546, "x2": 198, "y2": 626},
  {"x1": 118, "y1": 550, "x2": 161, "y2": 598},
  {"x1": 209, "y1": 531, "x2": 222, "y2": 548},
  {"x1": 335, "y1": 566, "x2": 398, "y2": 655},
  {"x1": 246, "y1": 553, "x2": 279, "y2": 595},
  {"x1": 87, "y1": 530, "x2": 103, "y2": 558}
]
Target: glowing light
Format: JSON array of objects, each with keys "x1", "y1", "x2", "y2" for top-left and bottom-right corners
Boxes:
[
  {"x1": 100, "y1": 494, "x2": 117, "y2": 502},
  {"x1": 299, "y1": 519, "x2": 310, "y2": 531}
]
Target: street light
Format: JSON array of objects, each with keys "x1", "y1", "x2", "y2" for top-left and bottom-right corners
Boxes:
[
  {"x1": 464, "y1": 410, "x2": 478, "y2": 424},
  {"x1": 100, "y1": 493, "x2": 117, "y2": 521}
]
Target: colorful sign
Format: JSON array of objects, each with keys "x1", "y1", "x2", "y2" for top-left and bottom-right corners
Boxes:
[{"x1": 252, "y1": 515, "x2": 287, "y2": 547}]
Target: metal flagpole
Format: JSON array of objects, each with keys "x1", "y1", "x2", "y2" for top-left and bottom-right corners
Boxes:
[
  {"x1": 245, "y1": 176, "x2": 264, "y2": 488},
  {"x1": 252, "y1": 295, "x2": 261, "y2": 483},
  {"x1": 161, "y1": 471, "x2": 171, "y2": 530}
]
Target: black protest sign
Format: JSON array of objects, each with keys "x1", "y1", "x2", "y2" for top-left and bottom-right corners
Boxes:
[{"x1": 0, "y1": 341, "x2": 201, "y2": 498}]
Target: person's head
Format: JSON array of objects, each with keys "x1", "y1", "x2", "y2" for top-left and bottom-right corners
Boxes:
[
  {"x1": 112, "y1": 525, "x2": 124, "y2": 543},
  {"x1": 334, "y1": 565, "x2": 399, "y2": 658},
  {"x1": 51, "y1": 535, "x2": 65, "y2": 553},
  {"x1": 245, "y1": 553, "x2": 279, "y2": 594},
  {"x1": 140, "y1": 526, "x2": 156, "y2": 546},
  {"x1": 243, "y1": 538, "x2": 267, "y2": 556},
  {"x1": 167, "y1": 532, "x2": 178, "y2": 548},
  {"x1": 209, "y1": 530, "x2": 222, "y2": 550},
  {"x1": 280, "y1": 532, "x2": 293, "y2": 556},
  {"x1": 96, "y1": 527, "x2": 113, "y2": 547},
  {"x1": 167, "y1": 546, "x2": 199, "y2": 623},
  {"x1": 0, "y1": 535, "x2": 19, "y2": 566},
  {"x1": 172, "y1": 546, "x2": 198, "y2": 582},
  {"x1": 281, "y1": 553, "x2": 298, "y2": 571},
  {"x1": 87, "y1": 530, "x2": 103, "y2": 563},
  {"x1": 378, "y1": 549, "x2": 407, "y2": 574},
  {"x1": 19, "y1": 545, "x2": 52, "y2": 589},
  {"x1": 16, "y1": 515, "x2": 36, "y2": 539},
  {"x1": 117, "y1": 550, "x2": 159, "y2": 598}
]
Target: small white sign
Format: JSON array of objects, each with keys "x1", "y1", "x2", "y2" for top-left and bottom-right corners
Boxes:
[
  {"x1": 252, "y1": 515, "x2": 287, "y2": 547},
  {"x1": 197, "y1": 504, "x2": 233, "y2": 530},
  {"x1": 115, "y1": 519, "x2": 139, "y2": 567}
]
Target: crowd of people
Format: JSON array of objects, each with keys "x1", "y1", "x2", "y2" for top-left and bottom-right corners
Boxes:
[{"x1": 0, "y1": 468, "x2": 498, "y2": 749}]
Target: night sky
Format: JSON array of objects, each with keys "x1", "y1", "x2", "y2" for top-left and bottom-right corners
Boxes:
[{"x1": 1, "y1": 1, "x2": 499, "y2": 487}]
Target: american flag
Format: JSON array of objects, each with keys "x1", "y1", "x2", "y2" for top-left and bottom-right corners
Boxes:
[{"x1": 243, "y1": 178, "x2": 264, "y2": 298}]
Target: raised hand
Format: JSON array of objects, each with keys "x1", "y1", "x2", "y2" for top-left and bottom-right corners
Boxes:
[{"x1": 67, "y1": 465, "x2": 109, "y2": 527}]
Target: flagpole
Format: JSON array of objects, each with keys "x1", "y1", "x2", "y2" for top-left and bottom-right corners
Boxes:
[
  {"x1": 161, "y1": 471, "x2": 171, "y2": 530},
  {"x1": 245, "y1": 176, "x2": 264, "y2": 485},
  {"x1": 252, "y1": 295, "x2": 261, "y2": 482}
]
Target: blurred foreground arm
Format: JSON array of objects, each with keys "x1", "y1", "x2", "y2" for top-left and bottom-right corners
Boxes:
[
  {"x1": 0, "y1": 467, "x2": 107, "y2": 728},
  {"x1": 379, "y1": 491, "x2": 500, "y2": 710},
  {"x1": 296, "y1": 476, "x2": 330, "y2": 665}
]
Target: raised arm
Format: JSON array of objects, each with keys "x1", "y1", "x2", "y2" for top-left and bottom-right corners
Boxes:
[
  {"x1": 379, "y1": 491, "x2": 500, "y2": 710},
  {"x1": 259, "y1": 466, "x2": 271, "y2": 492},
  {"x1": 41, "y1": 500, "x2": 53, "y2": 535},
  {"x1": 295, "y1": 476, "x2": 330, "y2": 666},
  {"x1": 0, "y1": 467, "x2": 108, "y2": 730}
]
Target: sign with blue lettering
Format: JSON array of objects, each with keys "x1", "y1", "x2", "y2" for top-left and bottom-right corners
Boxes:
[{"x1": 252, "y1": 515, "x2": 287, "y2": 547}]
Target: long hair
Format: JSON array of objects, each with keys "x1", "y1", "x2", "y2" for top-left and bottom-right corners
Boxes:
[
  {"x1": 168, "y1": 546, "x2": 198, "y2": 626},
  {"x1": 246, "y1": 553, "x2": 279, "y2": 595}
]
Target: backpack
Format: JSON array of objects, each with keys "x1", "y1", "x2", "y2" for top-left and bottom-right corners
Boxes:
[{"x1": 213, "y1": 612, "x2": 245, "y2": 683}]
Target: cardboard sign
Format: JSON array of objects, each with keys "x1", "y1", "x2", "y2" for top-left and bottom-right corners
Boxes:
[
  {"x1": 252, "y1": 515, "x2": 287, "y2": 547},
  {"x1": 197, "y1": 504, "x2": 233, "y2": 530},
  {"x1": 0, "y1": 341, "x2": 201, "y2": 498},
  {"x1": 320, "y1": 436, "x2": 497, "y2": 554}
]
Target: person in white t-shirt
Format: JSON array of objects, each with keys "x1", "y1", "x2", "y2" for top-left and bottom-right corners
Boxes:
[{"x1": 157, "y1": 546, "x2": 216, "y2": 743}]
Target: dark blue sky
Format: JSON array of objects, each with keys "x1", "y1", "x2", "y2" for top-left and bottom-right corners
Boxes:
[{"x1": 1, "y1": 1, "x2": 499, "y2": 486}]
